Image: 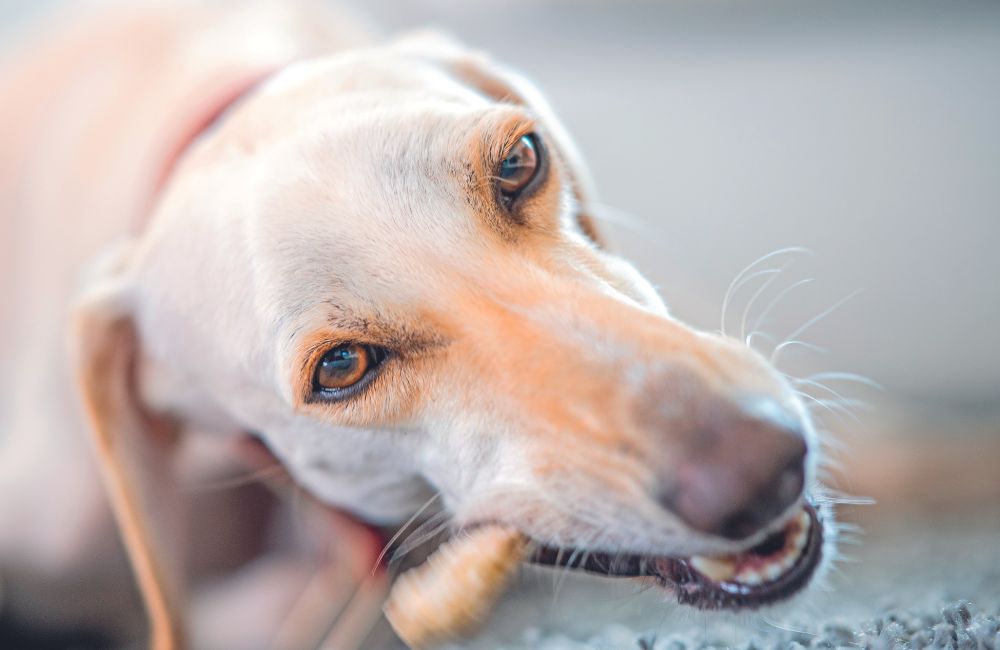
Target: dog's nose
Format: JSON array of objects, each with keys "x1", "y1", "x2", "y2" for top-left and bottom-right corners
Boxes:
[
  {"x1": 661, "y1": 401, "x2": 807, "y2": 541},
  {"x1": 714, "y1": 449, "x2": 806, "y2": 540}
]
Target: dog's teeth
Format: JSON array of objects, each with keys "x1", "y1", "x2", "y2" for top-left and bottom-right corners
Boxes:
[
  {"x1": 796, "y1": 511, "x2": 811, "y2": 534},
  {"x1": 791, "y1": 511, "x2": 811, "y2": 551},
  {"x1": 690, "y1": 556, "x2": 736, "y2": 582},
  {"x1": 764, "y1": 562, "x2": 784, "y2": 581},
  {"x1": 734, "y1": 569, "x2": 763, "y2": 585},
  {"x1": 692, "y1": 509, "x2": 813, "y2": 587}
]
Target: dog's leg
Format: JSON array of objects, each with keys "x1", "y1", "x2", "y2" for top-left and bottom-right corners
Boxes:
[
  {"x1": 318, "y1": 571, "x2": 391, "y2": 650},
  {"x1": 74, "y1": 299, "x2": 186, "y2": 649}
]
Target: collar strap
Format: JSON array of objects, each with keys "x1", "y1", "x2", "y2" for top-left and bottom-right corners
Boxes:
[{"x1": 151, "y1": 69, "x2": 274, "y2": 206}]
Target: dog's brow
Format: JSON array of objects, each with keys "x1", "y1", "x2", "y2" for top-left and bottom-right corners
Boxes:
[
  {"x1": 324, "y1": 314, "x2": 446, "y2": 351},
  {"x1": 481, "y1": 117, "x2": 536, "y2": 171}
]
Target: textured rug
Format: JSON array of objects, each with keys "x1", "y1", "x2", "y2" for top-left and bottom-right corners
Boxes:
[
  {"x1": 500, "y1": 600, "x2": 999, "y2": 649},
  {"x1": 438, "y1": 515, "x2": 1000, "y2": 650}
]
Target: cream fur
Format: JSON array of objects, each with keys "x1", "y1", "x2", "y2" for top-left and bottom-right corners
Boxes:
[{"x1": 0, "y1": 2, "x2": 821, "y2": 646}]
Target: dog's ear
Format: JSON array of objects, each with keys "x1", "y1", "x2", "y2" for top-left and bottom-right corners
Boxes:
[
  {"x1": 395, "y1": 31, "x2": 605, "y2": 247},
  {"x1": 72, "y1": 242, "x2": 186, "y2": 649}
]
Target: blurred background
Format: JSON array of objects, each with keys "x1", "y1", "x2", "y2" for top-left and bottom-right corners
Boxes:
[{"x1": 2, "y1": 0, "x2": 998, "y2": 647}]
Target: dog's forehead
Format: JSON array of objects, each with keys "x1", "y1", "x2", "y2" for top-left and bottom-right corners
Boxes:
[
  {"x1": 138, "y1": 46, "x2": 574, "y2": 380},
  {"x1": 237, "y1": 49, "x2": 492, "y2": 142},
  {"x1": 243, "y1": 103, "x2": 531, "y2": 334}
]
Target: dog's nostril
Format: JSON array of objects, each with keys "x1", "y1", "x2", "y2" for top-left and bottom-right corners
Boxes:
[{"x1": 718, "y1": 453, "x2": 806, "y2": 541}]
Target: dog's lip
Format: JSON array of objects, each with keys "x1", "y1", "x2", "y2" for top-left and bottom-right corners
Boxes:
[{"x1": 525, "y1": 502, "x2": 823, "y2": 611}]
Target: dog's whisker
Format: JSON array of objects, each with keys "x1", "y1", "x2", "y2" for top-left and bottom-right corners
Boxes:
[
  {"x1": 796, "y1": 390, "x2": 831, "y2": 410},
  {"x1": 771, "y1": 339, "x2": 828, "y2": 366},
  {"x1": 551, "y1": 527, "x2": 607, "y2": 606},
  {"x1": 739, "y1": 264, "x2": 791, "y2": 341},
  {"x1": 807, "y1": 403, "x2": 861, "y2": 424},
  {"x1": 551, "y1": 546, "x2": 568, "y2": 592},
  {"x1": 721, "y1": 268, "x2": 782, "y2": 336},
  {"x1": 720, "y1": 246, "x2": 814, "y2": 335},
  {"x1": 794, "y1": 378, "x2": 856, "y2": 405},
  {"x1": 186, "y1": 462, "x2": 287, "y2": 493},
  {"x1": 791, "y1": 377, "x2": 835, "y2": 395},
  {"x1": 372, "y1": 492, "x2": 442, "y2": 575},
  {"x1": 815, "y1": 397, "x2": 870, "y2": 411},
  {"x1": 798, "y1": 391, "x2": 859, "y2": 422},
  {"x1": 801, "y1": 371, "x2": 884, "y2": 391},
  {"x1": 750, "y1": 277, "x2": 815, "y2": 338},
  {"x1": 744, "y1": 329, "x2": 776, "y2": 351},
  {"x1": 771, "y1": 289, "x2": 863, "y2": 365},
  {"x1": 757, "y1": 614, "x2": 817, "y2": 639},
  {"x1": 552, "y1": 545, "x2": 585, "y2": 603},
  {"x1": 817, "y1": 492, "x2": 875, "y2": 507},
  {"x1": 388, "y1": 514, "x2": 453, "y2": 568},
  {"x1": 824, "y1": 515, "x2": 865, "y2": 530}
]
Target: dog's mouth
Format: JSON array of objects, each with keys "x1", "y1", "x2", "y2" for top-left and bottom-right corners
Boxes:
[{"x1": 528, "y1": 503, "x2": 823, "y2": 610}]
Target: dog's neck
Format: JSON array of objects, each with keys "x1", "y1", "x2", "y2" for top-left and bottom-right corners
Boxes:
[
  {"x1": 146, "y1": 69, "x2": 275, "y2": 222},
  {"x1": 157, "y1": 72, "x2": 271, "y2": 190}
]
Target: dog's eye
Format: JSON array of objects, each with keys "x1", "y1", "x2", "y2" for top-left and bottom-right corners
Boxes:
[
  {"x1": 497, "y1": 134, "x2": 541, "y2": 200},
  {"x1": 313, "y1": 344, "x2": 383, "y2": 394}
]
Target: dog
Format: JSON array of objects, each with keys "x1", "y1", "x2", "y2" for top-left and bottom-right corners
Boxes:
[{"x1": 0, "y1": 1, "x2": 833, "y2": 647}]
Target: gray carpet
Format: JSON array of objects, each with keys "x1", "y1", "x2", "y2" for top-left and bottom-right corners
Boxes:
[
  {"x1": 500, "y1": 601, "x2": 999, "y2": 649},
  {"x1": 443, "y1": 515, "x2": 1000, "y2": 649}
]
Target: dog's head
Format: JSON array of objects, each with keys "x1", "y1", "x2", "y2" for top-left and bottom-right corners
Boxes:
[{"x1": 75, "y1": 33, "x2": 829, "y2": 613}]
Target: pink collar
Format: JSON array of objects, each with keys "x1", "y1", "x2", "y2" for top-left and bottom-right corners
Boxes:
[{"x1": 150, "y1": 69, "x2": 274, "y2": 210}]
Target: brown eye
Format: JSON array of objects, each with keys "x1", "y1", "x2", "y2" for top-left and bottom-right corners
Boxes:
[
  {"x1": 313, "y1": 344, "x2": 381, "y2": 394},
  {"x1": 497, "y1": 134, "x2": 541, "y2": 200}
]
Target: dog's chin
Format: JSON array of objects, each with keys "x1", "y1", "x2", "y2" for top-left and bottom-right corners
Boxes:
[{"x1": 525, "y1": 501, "x2": 825, "y2": 611}]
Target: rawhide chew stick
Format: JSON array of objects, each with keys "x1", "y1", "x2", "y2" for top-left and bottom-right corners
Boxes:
[{"x1": 383, "y1": 525, "x2": 526, "y2": 649}]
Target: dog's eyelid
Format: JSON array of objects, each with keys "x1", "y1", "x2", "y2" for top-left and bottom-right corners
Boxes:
[
  {"x1": 490, "y1": 119, "x2": 541, "y2": 167},
  {"x1": 500, "y1": 121, "x2": 538, "y2": 152},
  {"x1": 472, "y1": 111, "x2": 537, "y2": 168},
  {"x1": 291, "y1": 324, "x2": 448, "y2": 408}
]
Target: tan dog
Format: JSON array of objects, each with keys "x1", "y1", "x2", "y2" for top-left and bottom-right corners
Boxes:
[{"x1": 0, "y1": 1, "x2": 834, "y2": 647}]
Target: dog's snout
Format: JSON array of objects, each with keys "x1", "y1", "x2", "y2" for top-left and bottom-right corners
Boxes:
[{"x1": 660, "y1": 401, "x2": 808, "y2": 541}]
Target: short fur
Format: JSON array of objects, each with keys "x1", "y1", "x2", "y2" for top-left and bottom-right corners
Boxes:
[{"x1": 0, "y1": 1, "x2": 821, "y2": 647}]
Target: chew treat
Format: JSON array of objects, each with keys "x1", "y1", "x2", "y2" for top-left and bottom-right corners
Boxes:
[{"x1": 384, "y1": 525, "x2": 527, "y2": 649}]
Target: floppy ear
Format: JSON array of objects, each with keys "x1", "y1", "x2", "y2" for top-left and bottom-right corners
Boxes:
[
  {"x1": 72, "y1": 244, "x2": 187, "y2": 649},
  {"x1": 395, "y1": 31, "x2": 605, "y2": 247}
]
